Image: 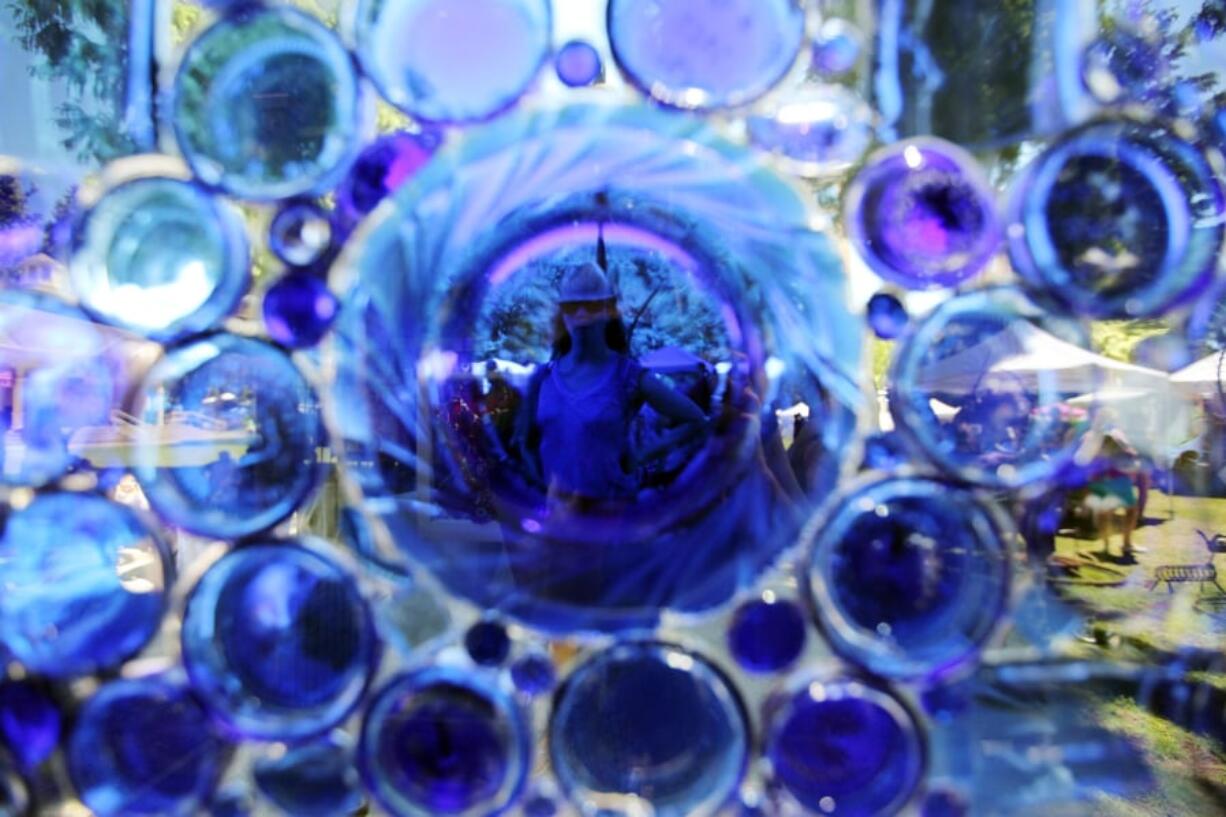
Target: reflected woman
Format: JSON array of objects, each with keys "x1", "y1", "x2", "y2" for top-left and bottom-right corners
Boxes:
[{"x1": 514, "y1": 262, "x2": 709, "y2": 517}]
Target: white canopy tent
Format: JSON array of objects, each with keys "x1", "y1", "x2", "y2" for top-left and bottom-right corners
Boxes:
[{"x1": 1170, "y1": 351, "x2": 1226, "y2": 399}]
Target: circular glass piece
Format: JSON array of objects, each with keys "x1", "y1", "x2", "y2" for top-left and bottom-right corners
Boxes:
[
  {"x1": 262, "y1": 273, "x2": 338, "y2": 348},
  {"x1": 172, "y1": 6, "x2": 364, "y2": 200},
  {"x1": 607, "y1": 0, "x2": 804, "y2": 110},
  {"x1": 550, "y1": 642, "x2": 748, "y2": 817},
  {"x1": 0, "y1": 681, "x2": 59, "y2": 772},
  {"x1": 889, "y1": 288, "x2": 1103, "y2": 490},
  {"x1": 0, "y1": 289, "x2": 120, "y2": 487},
  {"x1": 765, "y1": 678, "x2": 924, "y2": 817},
  {"x1": 0, "y1": 493, "x2": 170, "y2": 678},
  {"x1": 811, "y1": 18, "x2": 864, "y2": 77},
  {"x1": 747, "y1": 84, "x2": 874, "y2": 177},
  {"x1": 182, "y1": 539, "x2": 378, "y2": 740},
  {"x1": 334, "y1": 131, "x2": 439, "y2": 232},
  {"x1": 354, "y1": 0, "x2": 551, "y2": 123},
  {"x1": 867, "y1": 292, "x2": 908, "y2": 340},
  {"x1": 727, "y1": 596, "x2": 806, "y2": 673},
  {"x1": 555, "y1": 40, "x2": 602, "y2": 87},
  {"x1": 269, "y1": 200, "x2": 333, "y2": 268},
  {"x1": 1007, "y1": 116, "x2": 1224, "y2": 318},
  {"x1": 253, "y1": 734, "x2": 363, "y2": 817},
  {"x1": 464, "y1": 620, "x2": 510, "y2": 666},
  {"x1": 67, "y1": 675, "x2": 225, "y2": 817},
  {"x1": 845, "y1": 138, "x2": 999, "y2": 289},
  {"x1": 509, "y1": 653, "x2": 555, "y2": 696},
  {"x1": 132, "y1": 333, "x2": 325, "y2": 539},
  {"x1": 70, "y1": 175, "x2": 249, "y2": 341},
  {"x1": 359, "y1": 667, "x2": 530, "y2": 817},
  {"x1": 803, "y1": 475, "x2": 1011, "y2": 680}
]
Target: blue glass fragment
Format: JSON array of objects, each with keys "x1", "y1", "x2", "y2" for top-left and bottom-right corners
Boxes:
[
  {"x1": 335, "y1": 132, "x2": 438, "y2": 232},
  {"x1": 262, "y1": 272, "x2": 338, "y2": 349},
  {"x1": 0, "y1": 493, "x2": 170, "y2": 678},
  {"x1": 67, "y1": 675, "x2": 225, "y2": 817},
  {"x1": 359, "y1": 667, "x2": 530, "y2": 817},
  {"x1": 509, "y1": 653, "x2": 555, "y2": 696},
  {"x1": 727, "y1": 596, "x2": 806, "y2": 673},
  {"x1": 867, "y1": 292, "x2": 908, "y2": 339},
  {"x1": 132, "y1": 333, "x2": 325, "y2": 539},
  {"x1": 253, "y1": 735, "x2": 363, "y2": 817},
  {"x1": 555, "y1": 40, "x2": 602, "y2": 87},
  {"x1": 464, "y1": 620, "x2": 510, "y2": 666},
  {"x1": 0, "y1": 681, "x2": 58, "y2": 772},
  {"x1": 811, "y1": 19, "x2": 864, "y2": 77},
  {"x1": 269, "y1": 200, "x2": 332, "y2": 268},
  {"x1": 550, "y1": 642, "x2": 748, "y2": 816},
  {"x1": 181, "y1": 539, "x2": 378, "y2": 741}
]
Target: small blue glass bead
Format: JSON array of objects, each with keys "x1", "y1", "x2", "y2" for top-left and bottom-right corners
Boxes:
[
  {"x1": 465, "y1": 620, "x2": 511, "y2": 666},
  {"x1": 550, "y1": 642, "x2": 748, "y2": 816},
  {"x1": 182, "y1": 539, "x2": 378, "y2": 741},
  {"x1": 922, "y1": 789, "x2": 969, "y2": 817},
  {"x1": 767, "y1": 679, "x2": 923, "y2": 817},
  {"x1": 269, "y1": 200, "x2": 333, "y2": 268},
  {"x1": 335, "y1": 132, "x2": 438, "y2": 231},
  {"x1": 253, "y1": 736, "x2": 363, "y2": 817},
  {"x1": 0, "y1": 681, "x2": 59, "y2": 772},
  {"x1": 67, "y1": 676, "x2": 225, "y2": 817},
  {"x1": 263, "y1": 272, "x2": 339, "y2": 348},
  {"x1": 555, "y1": 40, "x2": 602, "y2": 87},
  {"x1": 727, "y1": 597, "x2": 806, "y2": 673},
  {"x1": 867, "y1": 292, "x2": 908, "y2": 339},
  {"x1": 811, "y1": 19, "x2": 863, "y2": 77},
  {"x1": 0, "y1": 493, "x2": 170, "y2": 678},
  {"x1": 360, "y1": 668, "x2": 530, "y2": 817},
  {"x1": 133, "y1": 333, "x2": 325, "y2": 539},
  {"x1": 522, "y1": 794, "x2": 557, "y2": 817},
  {"x1": 510, "y1": 653, "x2": 555, "y2": 696}
]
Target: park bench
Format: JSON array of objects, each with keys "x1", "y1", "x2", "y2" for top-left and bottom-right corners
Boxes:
[{"x1": 1148, "y1": 530, "x2": 1226, "y2": 595}]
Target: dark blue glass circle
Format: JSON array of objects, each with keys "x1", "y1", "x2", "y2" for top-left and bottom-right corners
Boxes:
[
  {"x1": 727, "y1": 596, "x2": 806, "y2": 673},
  {"x1": 811, "y1": 19, "x2": 863, "y2": 77},
  {"x1": 359, "y1": 667, "x2": 530, "y2": 817},
  {"x1": 334, "y1": 131, "x2": 438, "y2": 232},
  {"x1": 172, "y1": 6, "x2": 364, "y2": 200},
  {"x1": 464, "y1": 620, "x2": 510, "y2": 666},
  {"x1": 804, "y1": 476, "x2": 1011, "y2": 680},
  {"x1": 766, "y1": 678, "x2": 924, "y2": 817},
  {"x1": 263, "y1": 272, "x2": 339, "y2": 348},
  {"x1": 354, "y1": 0, "x2": 551, "y2": 123},
  {"x1": 0, "y1": 493, "x2": 170, "y2": 678},
  {"x1": 182, "y1": 539, "x2": 378, "y2": 741},
  {"x1": 70, "y1": 174, "x2": 250, "y2": 341},
  {"x1": 0, "y1": 681, "x2": 59, "y2": 772},
  {"x1": 132, "y1": 333, "x2": 325, "y2": 539},
  {"x1": 67, "y1": 676, "x2": 225, "y2": 817},
  {"x1": 868, "y1": 292, "x2": 908, "y2": 339},
  {"x1": 555, "y1": 40, "x2": 602, "y2": 87},
  {"x1": 253, "y1": 735, "x2": 363, "y2": 817},
  {"x1": 1007, "y1": 116, "x2": 1224, "y2": 318},
  {"x1": 845, "y1": 138, "x2": 999, "y2": 289},
  {"x1": 607, "y1": 0, "x2": 804, "y2": 109},
  {"x1": 269, "y1": 200, "x2": 332, "y2": 268},
  {"x1": 549, "y1": 642, "x2": 748, "y2": 816},
  {"x1": 509, "y1": 653, "x2": 555, "y2": 696}
]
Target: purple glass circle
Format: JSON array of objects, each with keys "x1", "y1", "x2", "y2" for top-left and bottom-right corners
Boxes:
[
  {"x1": 464, "y1": 620, "x2": 511, "y2": 666},
  {"x1": 607, "y1": 0, "x2": 805, "y2": 110},
  {"x1": 867, "y1": 292, "x2": 908, "y2": 339},
  {"x1": 845, "y1": 138, "x2": 1000, "y2": 290},
  {"x1": 727, "y1": 596, "x2": 806, "y2": 673},
  {"x1": 555, "y1": 40, "x2": 602, "y2": 87},
  {"x1": 335, "y1": 131, "x2": 438, "y2": 231},
  {"x1": 263, "y1": 272, "x2": 339, "y2": 348}
]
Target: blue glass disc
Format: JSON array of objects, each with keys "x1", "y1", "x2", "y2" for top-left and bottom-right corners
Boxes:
[
  {"x1": 464, "y1": 620, "x2": 510, "y2": 667},
  {"x1": 70, "y1": 174, "x2": 249, "y2": 341},
  {"x1": 746, "y1": 84, "x2": 874, "y2": 177},
  {"x1": 354, "y1": 0, "x2": 551, "y2": 123},
  {"x1": 607, "y1": 0, "x2": 804, "y2": 110},
  {"x1": 359, "y1": 667, "x2": 530, "y2": 817},
  {"x1": 845, "y1": 138, "x2": 1000, "y2": 290},
  {"x1": 867, "y1": 292, "x2": 908, "y2": 339},
  {"x1": 253, "y1": 735, "x2": 363, "y2": 817},
  {"x1": 172, "y1": 7, "x2": 364, "y2": 201},
  {"x1": 727, "y1": 596, "x2": 806, "y2": 673},
  {"x1": 549, "y1": 642, "x2": 748, "y2": 817},
  {"x1": 811, "y1": 19, "x2": 864, "y2": 77},
  {"x1": 0, "y1": 681, "x2": 59, "y2": 772},
  {"x1": 555, "y1": 40, "x2": 602, "y2": 87},
  {"x1": 0, "y1": 493, "x2": 170, "y2": 678},
  {"x1": 132, "y1": 333, "x2": 325, "y2": 539},
  {"x1": 262, "y1": 273, "x2": 339, "y2": 349},
  {"x1": 0, "y1": 289, "x2": 118, "y2": 487},
  {"x1": 509, "y1": 653, "x2": 555, "y2": 696},
  {"x1": 803, "y1": 476, "x2": 1011, "y2": 680},
  {"x1": 1007, "y1": 116, "x2": 1224, "y2": 318},
  {"x1": 182, "y1": 539, "x2": 377, "y2": 741},
  {"x1": 766, "y1": 678, "x2": 924, "y2": 817},
  {"x1": 269, "y1": 200, "x2": 332, "y2": 268},
  {"x1": 67, "y1": 675, "x2": 225, "y2": 817}
]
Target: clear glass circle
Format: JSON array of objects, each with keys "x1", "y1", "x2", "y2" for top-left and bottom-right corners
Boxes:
[
  {"x1": 70, "y1": 174, "x2": 249, "y2": 341},
  {"x1": 269, "y1": 200, "x2": 332, "y2": 268},
  {"x1": 353, "y1": 0, "x2": 551, "y2": 124},
  {"x1": 358, "y1": 667, "x2": 530, "y2": 817},
  {"x1": 549, "y1": 642, "x2": 748, "y2": 817},
  {"x1": 746, "y1": 84, "x2": 875, "y2": 178},
  {"x1": 803, "y1": 475, "x2": 1012, "y2": 680},
  {"x1": 132, "y1": 333, "x2": 325, "y2": 539},
  {"x1": 0, "y1": 492, "x2": 170, "y2": 678},
  {"x1": 181, "y1": 538, "x2": 378, "y2": 741},
  {"x1": 172, "y1": 6, "x2": 364, "y2": 200}
]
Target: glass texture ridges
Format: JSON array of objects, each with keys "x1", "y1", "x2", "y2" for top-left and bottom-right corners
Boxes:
[
  {"x1": 0, "y1": 492, "x2": 170, "y2": 678},
  {"x1": 727, "y1": 597, "x2": 806, "y2": 673}
]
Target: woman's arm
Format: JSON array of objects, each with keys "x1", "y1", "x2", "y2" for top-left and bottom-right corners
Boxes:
[{"x1": 633, "y1": 371, "x2": 710, "y2": 465}]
